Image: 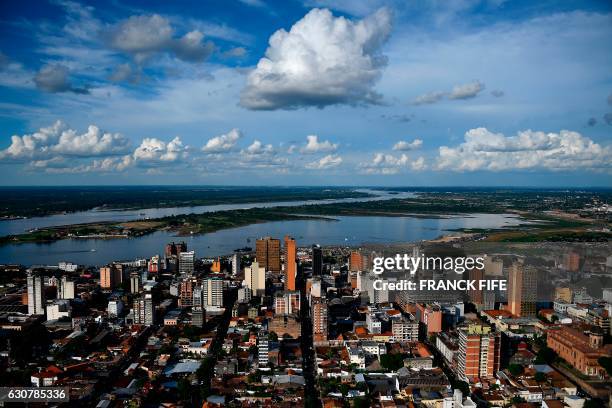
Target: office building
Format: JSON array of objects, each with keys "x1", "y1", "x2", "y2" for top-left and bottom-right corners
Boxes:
[
  {"x1": 256, "y1": 237, "x2": 281, "y2": 273},
  {"x1": 468, "y1": 267, "x2": 485, "y2": 306},
  {"x1": 148, "y1": 255, "x2": 159, "y2": 273},
  {"x1": 312, "y1": 298, "x2": 328, "y2": 342},
  {"x1": 258, "y1": 334, "x2": 269, "y2": 366},
  {"x1": 237, "y1": 286, "x2": 251, "y2": 303},
  {"x1": 165, "y1": 241, "x2": 187, "y2": 257},
  {"x1": 100, "y1": 267, "x2": 113, "y2": 289},
  {"x1": 274, "y1": 291, "x2": 300, "y2": 315},
  {"x1": 483, "y1": 256, "x2": 503, "y2": 276},
  {"x1": 203, "y1": 277, "x2": 224, "y2": 307},
  {"x1": 179, "y1": 277, "x2": 194, "y2": 308},
  {"x1": 564, "y1": 252, "x2": 580, "y2": 272},
  {"x1": 457, "y1": 323, "x2": 501, "y2": 383},
  {"x1": 46, "y1": 300, "x2": 71, "y2": 321},
  {"x1": 349, "y1": 251, "x2": 363, "y2": 272},
  {"x1": 179, "y1": 251, "x2": 195, "y2": 275},
  {"x1": 27, "y1": 273, "x2": 45, "y2": 316},
  {"x1": 133, "y1": 293, "x2": 155, "y2": 325},
  {"x1": 416, "y1": 303, "x2": 443, "y2": 335},
  {"x1": 244, "y1": 261, "x2": 266, "y2": 296},
  {"x1": 312, "y1": 244, "x2": 323, "y2": 276},
  {"x1": 107, "y1": 299, "x2": 124, "y2": 317},
  {"x1": 58, "y1": 276, "x2": 75, "y2": 300},
  {"x1": 284, "y1": 235, "x2": 297, "y2": 291},
  {"x1": 232, "y1": 253, "x2": 241, "y2": 276},
  {"x1": 508, "y1": 261, "x2": 537, "y2": 317},
  {"x1": 211, "y1": 258, "x2": 221, "y2": 273},
  {"x1": 192, "y1": 306, "x2": 205, "y2": 327},
  {"x1": 392, "y1": 316, "x2": 419, "y2": 342},
  {"x1": 130, "y1": 272, "x2": 141, "y2": 294}
]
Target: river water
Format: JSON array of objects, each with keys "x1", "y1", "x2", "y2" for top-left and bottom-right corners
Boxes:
[
  {"x1": 0, "y1": 189, "x2": 412, "y2": 237},
  {"x1": 0, "y1": 213, "x2": 526, "y2": 266}
]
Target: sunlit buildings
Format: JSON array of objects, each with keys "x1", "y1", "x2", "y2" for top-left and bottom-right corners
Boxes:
[
  {"x1": 244, "y1": 261, "x2": 266, "y2": 296},
  {"x1": 256, "y1": 236, "x2": 280, "y2": 273},
  {"x1": 508, "y1": 261, "x2": 537, "y2": 317},
  {"x1": 284, "y1": 235, "x2": 297, "y2": 291},
  {"x1": 457, "y1": 323, "x2": 501, "y2": 383}
]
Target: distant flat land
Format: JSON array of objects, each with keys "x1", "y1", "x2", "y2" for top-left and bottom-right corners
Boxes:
[
  {"x1": 1, "y1": 188, "x2": 610, "y2": 245},
  {"x1": 0, "y1": 186, "x2": 370, "y2": 218}
]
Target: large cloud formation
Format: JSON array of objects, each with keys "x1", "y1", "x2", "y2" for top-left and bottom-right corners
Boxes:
[
  {"x1": 240, "y1": 7, "x2": 392, "y2": 110},
  {"x1": 0, "y1": 121, "x2": 131, "y2": 160},
  {"x1": 437, "y1": 128, "x2": 611, "y2": 171}
]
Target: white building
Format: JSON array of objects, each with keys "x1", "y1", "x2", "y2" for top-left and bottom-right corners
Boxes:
[
  {"x1": 27, "y1": 273, "x2": 45, "y2": 316},
  {"x1": 232, "y1": 253, "x2": 241, "y2": 276},
  {"x1": 58, "y1": 262, "x2": 78, "y2": 272},
  {"x1": 258, "y1": 334, "x2": 269, "y2": 366},
  {"x1": 108, "y1": 299, "x2": 124, "y2": 317},
  {"x1": 203, "y1": 278, "x2": 224, "y2": 307},
  {"x1": 58, "y1": 276, "x2": 75, "y2": 299},
  {"x1": 392, "y1": 317, "x2": 419, "y2": 342},
  {"x1": 237, "y1": 286, "x2": 252, "y2": 303},
  {"x1": 244, "y1": 261, "x2": 265, "y2": 296},
  {"x1": 366, "y1": 313, "x2": 382, "y2": 334},
  {"x1": 46, "y1": 300, "x2": 71, "y2": 321},
  {"x1": 361, "y1": 340, "x2": 386, "y2": 358}
]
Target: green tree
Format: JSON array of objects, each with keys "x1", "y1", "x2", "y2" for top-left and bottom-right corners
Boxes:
[
  {"x1": 598, "y1": 357, "x2": 612, "y2": 376},
  {"x1": 177, "y1": 378, "x2": 192, "y2": 401},
  {"x1": 534, "y1": 347, "x2": 557, "y2": 365},
  {"x1": 534, "y1": 372, "x2": 547, "y2": 383},
  {"x1": 380, "y1": 353, "x2": 404, "y2": 371},
  {"x1": 508, "y1": 364, "x2": 524, "y2": 376}
]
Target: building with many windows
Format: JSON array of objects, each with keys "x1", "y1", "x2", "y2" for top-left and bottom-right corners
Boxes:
[{"x1": 456, "y1": 323, "x2": 500, "y2": 383}]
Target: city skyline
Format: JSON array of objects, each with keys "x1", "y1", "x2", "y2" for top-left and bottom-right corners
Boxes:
[{"x1": 0, "y1": 0, "x2": 611, "y2": 186}]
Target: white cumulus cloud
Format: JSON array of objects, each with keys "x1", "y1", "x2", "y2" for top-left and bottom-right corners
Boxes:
[
  {"x1": 0, "y1": 121, "x2": 131, "y2": 160},
  {"x1": 436, "y1": 128, "x2": 612, "y2": 171},
  {"x1": 202, "y1": 128, "x2": 242, "y2": 153},
  {"x1": 301, "y1": 135, "x2": 338, "y2": 154},
  {"x1": 133, "y1": 136, "x2": 185, "y2": 162},
  {"x1": 240, "y1": 7, "x2": 392, "y2": 110},
  {"x1": 360, "y1": 152, "x2": 426, "y2": 174}
]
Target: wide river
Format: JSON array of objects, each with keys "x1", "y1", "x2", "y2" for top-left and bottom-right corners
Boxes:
[
  {"x1": 0, "y1": 189, "x2": 411, "y2": 237},
  {"x1": 0, "y1": 213, "x2": 526, "y2": 266}
]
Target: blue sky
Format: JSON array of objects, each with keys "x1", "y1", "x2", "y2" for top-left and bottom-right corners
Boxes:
[{"x1": 0, "y1": 0, "x2": 611, "y2": 186}]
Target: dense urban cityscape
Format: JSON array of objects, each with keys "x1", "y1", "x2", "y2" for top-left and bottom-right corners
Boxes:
[{"x1": 0, "y1": 224, "x2": 610, "y2": 407}]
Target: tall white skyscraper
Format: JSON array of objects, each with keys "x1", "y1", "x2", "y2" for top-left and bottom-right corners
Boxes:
[
  {"x1": 232, "y1": 253, "x2": 241, "y2": 276},
  {"x1": 203, "y1": 278, "x2": 224, "y2": 307},
  {"x1": 130, "y1": 272, "x2": 141, "y2": 294},
  {"x1": 27, "y1": 273, "x2": 45, "y2": 316},
  {"x1": 58, "y1": 276, "x2": 75, "y2": 299},
  {"x1": 179, "y1": 251, "x2": 195, "y2": 275},
  {"x1": 244, "y1": 261, "x2": 265, "y2": 296}
]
